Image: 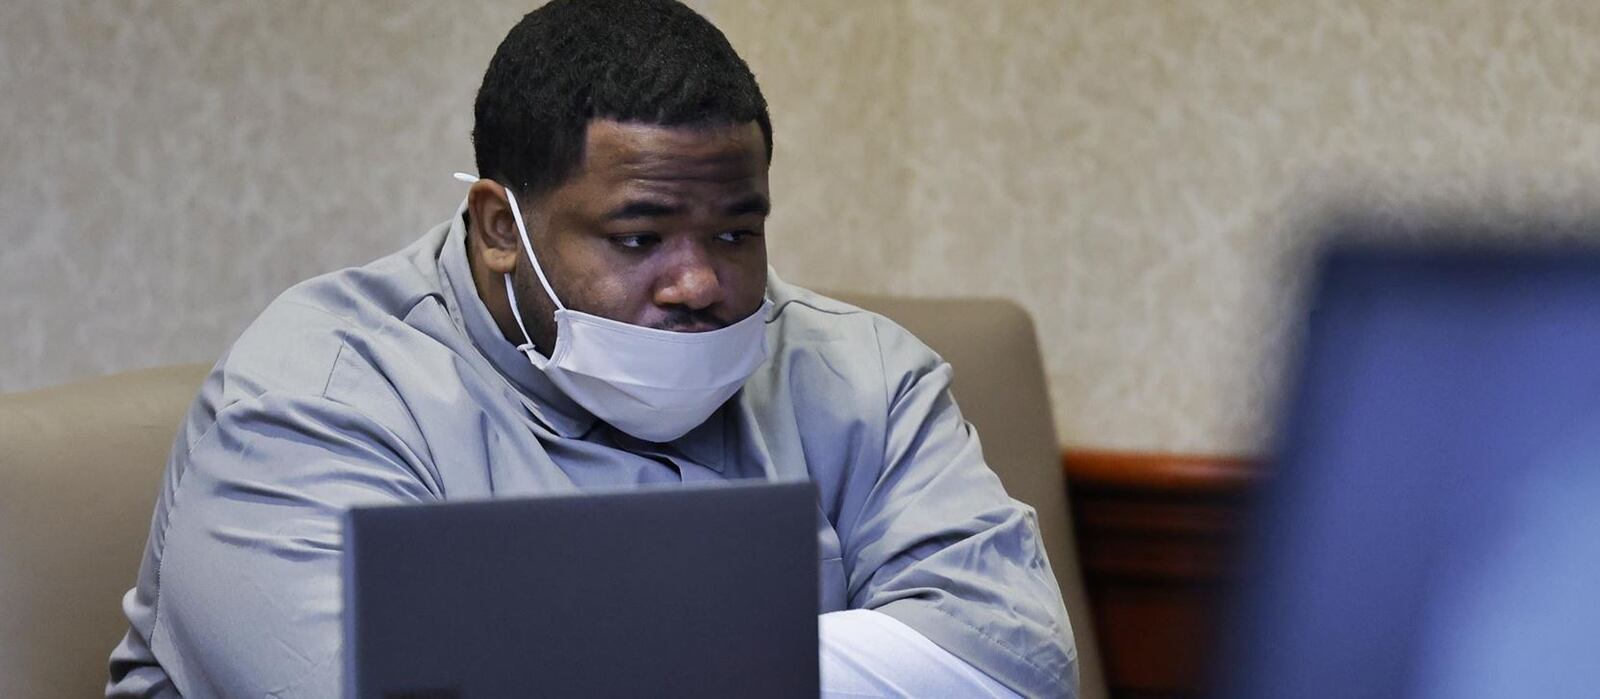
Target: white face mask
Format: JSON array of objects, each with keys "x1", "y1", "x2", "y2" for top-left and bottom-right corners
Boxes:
[{"x1": 454, "y1": 173, "x2": 772, "y2": 443}]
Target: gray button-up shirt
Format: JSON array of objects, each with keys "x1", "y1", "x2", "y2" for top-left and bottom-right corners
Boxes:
[{"x1": 107, "y1": 211, "x2": 1077, "y2": 698}]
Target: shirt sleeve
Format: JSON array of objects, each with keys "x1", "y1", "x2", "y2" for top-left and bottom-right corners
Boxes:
[
  {"x1": 839, "y1": 315, "x2": 1079, "y2": 699},
  {"x1": 819, "y1": 609, "x2": 1023, "y2": 698},
  {"x1": 107, "y1": 390, "x2": 435, "y2": 698}
]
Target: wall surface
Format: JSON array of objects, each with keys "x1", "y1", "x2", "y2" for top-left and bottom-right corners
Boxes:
[{"x1": 5, "y1": 1, "x2": 1600, "y2": 453}]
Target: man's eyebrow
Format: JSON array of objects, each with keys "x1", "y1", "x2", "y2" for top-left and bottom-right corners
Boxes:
[
  {"x1": 724, "y1": 194, "x2": 770, "y2": 218},
  {"x1": 603, "y1": 200, "x2": 682, "y2": 221}
]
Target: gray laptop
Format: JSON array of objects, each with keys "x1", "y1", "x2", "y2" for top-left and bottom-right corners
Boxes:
[
  {"x1": 1213, "y1": 243, "x2": 1600, "y2": 699},
  {"x1": 343, "y1": 480, "x2": 819, "y2": 698}
]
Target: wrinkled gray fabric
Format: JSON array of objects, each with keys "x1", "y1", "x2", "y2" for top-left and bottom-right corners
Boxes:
[{"x1": 107, "y1": 212, "x2": 1076, "y2": 698}]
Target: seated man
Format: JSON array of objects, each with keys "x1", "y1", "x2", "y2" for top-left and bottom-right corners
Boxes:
[{"x1": 107, "y1": 1, "x2": 1077, "y2": 696}]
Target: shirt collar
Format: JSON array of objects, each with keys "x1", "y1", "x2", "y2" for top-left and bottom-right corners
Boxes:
[
  {"x1": 437, "y1": 210, "x2": 598, "y2": 439},
  {"x1": 610, "y1": 404, "x2": 729, "y2": 474}
]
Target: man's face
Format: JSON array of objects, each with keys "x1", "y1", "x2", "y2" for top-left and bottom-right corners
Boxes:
[{"x1": 470, "y1": 119, "x2": 770, "y2": 353}]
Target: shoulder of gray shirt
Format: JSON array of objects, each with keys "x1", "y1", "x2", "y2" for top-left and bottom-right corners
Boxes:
[{"x1": 195, "y1": 229, "x2": 939, "y2": 443}]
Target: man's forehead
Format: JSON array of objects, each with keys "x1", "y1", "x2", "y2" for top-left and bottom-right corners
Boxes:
[{"x1": 580, "y1": 119, "x2": 768, "y2": 183}]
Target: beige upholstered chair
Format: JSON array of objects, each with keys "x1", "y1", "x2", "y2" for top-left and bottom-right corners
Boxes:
[
  {"x1": 838, "y1": 294, "x2": 1108, "y2": 699},
  {"x1": 0, "y1": 364, "x2": 209, "y2": 698},
  {"x1": 0, "y1": 297, "x2": 1106, "y2": 699}
]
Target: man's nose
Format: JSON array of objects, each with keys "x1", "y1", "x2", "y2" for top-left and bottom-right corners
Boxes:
[{"x1": 653, "y1": 245, "x2": 720, "y2": 310}]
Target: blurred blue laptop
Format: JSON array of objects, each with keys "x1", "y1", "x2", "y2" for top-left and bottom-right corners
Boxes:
[
  {"x1": 1215, "y1": 243, "x2": 1600, "y2": 699},
  {"x1": 343, "y1": 480, "x2": 819, "y2": 698}
]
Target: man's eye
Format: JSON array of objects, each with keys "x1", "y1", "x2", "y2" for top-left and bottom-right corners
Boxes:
[
  {"x1": 717, "y1": 229, "x2": 759, "y2": 244},
  {"x1": 612, "y1": 234, "x2": 659, "y2": 250}
]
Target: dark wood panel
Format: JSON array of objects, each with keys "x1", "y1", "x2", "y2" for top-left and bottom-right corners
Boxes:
[
  {"x1": 1064, "y1": 449, "x2": 1260, "y2": 699},
  {"x1": 1065, "y1": 449, "x2": 1257, "y2": 493}
]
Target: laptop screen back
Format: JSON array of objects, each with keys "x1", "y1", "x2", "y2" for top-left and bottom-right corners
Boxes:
[
  {"x1": 1216, "y1": 247, "x2": 1600, "y2": 699},
  {"x1": 344, "y1": 480, "x2": 819, "y2": 699}
]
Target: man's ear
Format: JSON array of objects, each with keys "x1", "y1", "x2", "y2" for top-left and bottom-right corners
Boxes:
[{"x1": 466, "y1": 180, "x2": 524, "y2": 275}]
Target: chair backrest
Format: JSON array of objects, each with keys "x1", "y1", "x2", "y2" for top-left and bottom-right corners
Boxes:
[
  {"x1": 0, "y1": 297, "x2": 1106, "y2": 699},
  {"x1": 0, "y1": 363, "x2": 209, "y2": 698},
  {"x1": 835, "y1": 293, "x2": 1108, "y2": 699}
]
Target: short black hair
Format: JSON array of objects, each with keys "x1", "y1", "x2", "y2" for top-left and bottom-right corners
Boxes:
[{"x1": 472, "y1": 0, "x2": 772, "y2": 200}]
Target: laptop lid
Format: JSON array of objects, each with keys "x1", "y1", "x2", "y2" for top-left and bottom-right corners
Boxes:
[
  {"x1": 343, "y1": 480, "x2": 819, "y2": 699},
  {"x1": 1214, "y1": 244, "x2": 1600, "y2": 699}
]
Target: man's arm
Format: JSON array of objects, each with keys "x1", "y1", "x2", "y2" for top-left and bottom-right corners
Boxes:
[
  {"x1": 108, "y1": 391, "x2": 435, "y2": 698},
  {"x1": 831, "y1": 315, "x2": 1078, "y2": 699},
  {"x1": 820, "y1": 608, "x2": 1022, "y2": 698}
]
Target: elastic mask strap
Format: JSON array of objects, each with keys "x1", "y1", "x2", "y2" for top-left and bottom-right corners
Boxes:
[
  {"x1": 453, "y1": 172, "x2": 566, "y2": 313},
  {"x1": 454, "y1": 172, "x2": 557, "y2": 354}
]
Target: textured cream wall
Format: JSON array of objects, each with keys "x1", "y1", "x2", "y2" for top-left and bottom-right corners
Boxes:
[{"x1": 6, "y1": 1, "x2": 1600, "y2": 454}]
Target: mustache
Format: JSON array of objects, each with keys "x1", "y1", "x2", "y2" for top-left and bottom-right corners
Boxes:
[{"x1": 650, "y1": 307, "x2": 731, "y2": 332}]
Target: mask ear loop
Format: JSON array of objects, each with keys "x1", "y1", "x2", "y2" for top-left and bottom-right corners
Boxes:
[{"x1": 454, "y1": 172, "x2": 564, "y2": 355}]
